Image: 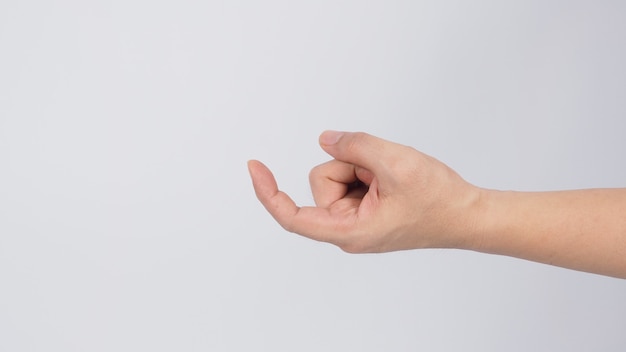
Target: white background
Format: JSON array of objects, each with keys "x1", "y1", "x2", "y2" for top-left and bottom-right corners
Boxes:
[{"x1": 1, "y1": 1, "x2": 625, "y2": 351}]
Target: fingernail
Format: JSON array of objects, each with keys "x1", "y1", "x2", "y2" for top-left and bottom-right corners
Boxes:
[{"x1": 320, "y1": 130, "x2": 344, "y2": 145}]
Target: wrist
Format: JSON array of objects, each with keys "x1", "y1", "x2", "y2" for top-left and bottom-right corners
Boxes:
[
  {"x1": 433, "y1": 184, "x2": 493, "y2": 251},
  {"x1": 462, "y1": 187, "x2": 502, "y2": 252}
]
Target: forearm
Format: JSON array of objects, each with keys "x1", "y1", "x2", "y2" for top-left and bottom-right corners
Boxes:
[{"x1": 472, "y1": 188, "x2": 626, "y2": 278}]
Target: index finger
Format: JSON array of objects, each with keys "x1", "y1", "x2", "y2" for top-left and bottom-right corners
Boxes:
[{"x1": 247, "y1": 160, "x2": 347, "y2": 243}]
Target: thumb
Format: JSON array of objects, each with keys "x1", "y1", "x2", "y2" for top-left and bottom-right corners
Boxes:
[{"x1": 319, "y1": 131, "x2": 398, "y2": 178}]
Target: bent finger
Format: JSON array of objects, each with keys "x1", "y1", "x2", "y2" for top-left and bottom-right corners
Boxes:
[
  {"x1": 248, "y1": 160, "x2": 351, "y2": 242},
  {"x1": 309, "y1": 160, "x2": 358, "y2": 208}
]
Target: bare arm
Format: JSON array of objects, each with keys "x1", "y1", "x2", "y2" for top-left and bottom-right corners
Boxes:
[
  {"x1": 248, "y1": 131, "x2": 626, "y2": 279},
  {"x1": 476, "y1": 189, "x2": 626, "y2": 278}
]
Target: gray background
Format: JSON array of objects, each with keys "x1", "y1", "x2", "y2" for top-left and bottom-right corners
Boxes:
[{"x1": 1, "y1": 0, "x2": 625, "y2": 351}]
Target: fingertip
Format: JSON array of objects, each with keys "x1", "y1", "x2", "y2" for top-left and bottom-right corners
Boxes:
[
  {"x1": 247, "y1": 160, "x2": 272, "y2": 181},
  {"x1": 247, "y1": 159, "x2": 263, "y2": 173},
  {"x1": 247, "y1": 159, "x2": 260, "y2": 181},
  {"x1": 319, "y1": 130, "x2": 345, "y2": 146}
]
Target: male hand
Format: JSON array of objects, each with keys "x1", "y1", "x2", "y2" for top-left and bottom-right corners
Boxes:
[{"x1": 248, "y1": 131, "x2": 482, "y2": 253}]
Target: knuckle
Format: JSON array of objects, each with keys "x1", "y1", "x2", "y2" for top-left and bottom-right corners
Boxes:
[
  {"x1": 308, "y1": 164, "x2": 323, "y2": 181},
  {"x1": 386, "y1": 147, "x2": 422, "y2": 181},
  {"x1": 280, "y1": 217, "x2": 296, "y2": 233}
]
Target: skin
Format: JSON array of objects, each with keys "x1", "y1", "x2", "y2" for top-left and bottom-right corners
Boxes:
[{"x1": 248, "y1": 131, "x2": 626, "y2": 279}]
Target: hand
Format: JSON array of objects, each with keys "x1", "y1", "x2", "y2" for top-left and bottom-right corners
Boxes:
[{"x1": 248, "y1": 131, "x2": 483, "y2": 253}]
